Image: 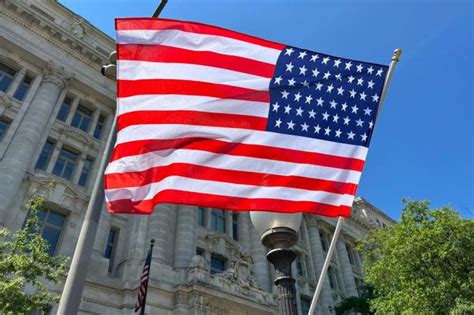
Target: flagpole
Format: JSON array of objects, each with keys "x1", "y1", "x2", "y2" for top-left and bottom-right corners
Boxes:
[
  {"x1": 57, "y1": 2, "x2": 169, "y2": 314},
  {"x1": 307, "y1": 48, "x2": 402, "y2": 315},
  {"x1": 140, "y1": 239, "x2": 155, "y2": 315}
]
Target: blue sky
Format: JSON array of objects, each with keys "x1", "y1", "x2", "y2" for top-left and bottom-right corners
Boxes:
[{"x1": 60, "y1": 0, "x2": 473, "y2": 219}]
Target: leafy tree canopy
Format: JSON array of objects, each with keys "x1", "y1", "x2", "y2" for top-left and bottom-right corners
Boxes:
[
  {"x1": 0, "y1": 196, "x2": 68, "y2": 314},
  {"x1": 358, "y1": 200, "x2": 473, "y2": 314}
]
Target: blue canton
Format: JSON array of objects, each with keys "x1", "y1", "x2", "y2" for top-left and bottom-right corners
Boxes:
[{"x1": 267, "y1": 46, "x2": 388, "y2": 147}]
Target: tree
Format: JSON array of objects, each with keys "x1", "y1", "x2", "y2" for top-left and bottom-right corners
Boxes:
[
  {"x1": 358, "y1": 200, "x2": 474, "y2": 314},
  {"x1": 335, "y1": 284, "x2": 374, "y2": 315},
  {"x1": 0, "y1": 196, "x2": 68, "y2": 314}
]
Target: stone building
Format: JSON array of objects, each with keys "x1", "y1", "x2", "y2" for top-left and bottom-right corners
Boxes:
[{"x1": 0, "y1": 1, "x2": 394, "y2": 314}]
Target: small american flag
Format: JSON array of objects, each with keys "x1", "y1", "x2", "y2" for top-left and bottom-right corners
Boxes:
[
  {"x1": 135, "y1": 244, "x2": 152, "y2": 314},
  {"x1": 104, "y1": 18, "x2": 388, "y2": 217}
]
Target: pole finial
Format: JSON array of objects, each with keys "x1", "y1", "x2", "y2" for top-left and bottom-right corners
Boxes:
[
  {"x1": 150, "y1": 239, "x2": 155, "y2": 246},
  {"x1": 392, "y1": 48, "x2": 402, "y2": 62}
]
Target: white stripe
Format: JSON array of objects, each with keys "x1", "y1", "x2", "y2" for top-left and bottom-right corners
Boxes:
[
  {"x1": 116, "y1": 124, "x2": 368, "y2": 160},
  {"x1": 105, "y1": 149, "x2": 361, "y2": 184},
  {"x1": 117, "y1": 29, "x2": 281, "y2": 65},
  {"x1": 117, "y1": 95, "x2": 269, "y2": 118},
  {"x1": 117, "y1": 60, "x2": 271, "y2": 91},
  {"x1": 105, "y1": 176, "x2": 354, "y2": 207}
]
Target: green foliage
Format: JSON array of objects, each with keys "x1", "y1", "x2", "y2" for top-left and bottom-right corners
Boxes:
[
  {"x1": 335, "y1": 284, "x2": 374, "y2": 315},
  {"x1": 358, "y1": 200, "x2": 474, "y2": 314},
  {"x1": 0, "y1": 196, "x2": 68, "y2": 314}
]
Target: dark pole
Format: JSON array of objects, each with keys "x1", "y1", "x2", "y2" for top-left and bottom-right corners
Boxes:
[
  {"x1": 152, "y1": 0, "x2": 168, "y2": 18},
  {"x1": 261, "y1": 227, "x2": 298, "y2": 315},
  {"x1": 140, "y1": 239, "x2": 155, "y2": 315}
]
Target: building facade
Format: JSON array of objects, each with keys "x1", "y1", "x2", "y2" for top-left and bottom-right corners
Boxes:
[{"x1": 0, "y1": 1, "x2": 394, "y2": 314}]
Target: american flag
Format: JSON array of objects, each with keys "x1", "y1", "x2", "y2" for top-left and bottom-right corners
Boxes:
[
  {"x1": 135, "y1": 244, "x2": 152, "y2": 314},
  {"x1": 104, "y1": 18, "x2": 388, "y2": 217}
]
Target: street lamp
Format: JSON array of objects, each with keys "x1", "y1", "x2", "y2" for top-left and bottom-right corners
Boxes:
[{"x1": 250, "y1": 212, "x2": 302, "y2": 315}]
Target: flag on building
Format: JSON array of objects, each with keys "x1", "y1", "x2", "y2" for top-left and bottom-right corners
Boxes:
[
  {"x1": 104, "y1": 18, "x2": 389, "y2": 217},
  {"x1": 135, "y1": 243, "x2": 153, "y2": 314}
]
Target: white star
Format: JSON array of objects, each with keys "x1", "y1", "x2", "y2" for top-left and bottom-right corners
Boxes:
[
  {"x1": 376, "y1": 68, "x2": 384, "y2": 76},
  {"x1": 356, "y1": 118, "x2": 364, "y2": 127},
  {"x1": 322, "y1": 111, "x2": 330, "y2": 120},
  {"x1": 333, "y1": 59, "x2": 342, "y2": 68},
  {"x1": 296, "y1": 107, "x2": 303, "y2": 116},
  {"x1": 341, "y1": 103, "x2": 348, "y2": 111},
  {"x1": 343, "y1": 116, "x2": 350, "y2": 125},
  {"x1": 356, "y1": 64, "x2": 364, "y2": 73},
  {"x1": 275, "y1": 119, "x2": 282, "y2": 127},
  {"x1": 367, "y1": 66, "x2": 374, "y2": 75},
  {"x1": 348, "y1": 75, "x2": 355, "y2": 84},
  {"x1": 287, "y1": 120, "x2": 295, "y2": 130},
  {"x1": 288, "y1": 78, "x2": 296, "y2": 86},
  {"x1": 308, "y1": 109, "x2": 316, "y2": 118},
  {"x1": 349, "y1": 89, "x2": 357, "y2": 98},
  {"x1": 323, "y1": 71, "x2": 331, "y2": 79},
  {"x1": 286, "y1": 62, "x2": 294, "y2": 72},
  {"x1": 335, "y1": 73, "x2": 342, "y2": 81},
  {"x1": 294, "y1": 92, "x2": 302, "y2": 102},
  {"x1": 364, "y1": 107, "x2": 372, "y2": 116},
  {"x1": 274, "y1": 76, "x2": 282, "y2": 85},
  {"x1": 372, "y1": 94, "x2": 380, "y2": 103},
  {"x1": 310, "y1": 54, "x2": 319, "y2": 62},
  {"x1": 326, "y1": 84, "x2": 334, "y2": 93},
  {"x1": 345, "y1": 61, "x2": 353, "y2": 70},
  {"x1": 302, "y1": 80, "x2": 310, "y2": 88},
  {"x1": 298, "y1": 51, "x2": 307, "y2": 59},
  {"x1": 285, "y1": 47, "x2": 294, "y2": 56},
  {"x1": 357, "y1": 78, "x2": 364, "y2": 86},
  {"x1": 351, "y1": 104, "x2": 359, "y2": 114},
  {"x1": 369, "y1": 121, "x2": 374, "y2": 129},
  {"x1": 347, "y1": 131, "x2": 355, "y2": 140},
  {"x1": 330, "y1": 100, "x2": 338, "y2": 109},
  {"x1": 333, "y1": 114, "x2": 340, "y2": 123},
  {"x1": 272, "y1": 102, "x2": 280, "y2": 112},
  {"x1": 284, "y1": 104, "x2": 292, "y2": 114},
  {"x1": 335, "y1": 129, "x2": 342, "y2": 138},
  {"x1": 361, "y1": 133, "x2": 368, "y2": 142},
  {"x1": 367, "y1": 80, "x2": 375, "y2": 89},
  {"x1": 314, "y1": 124, "x2": 321, "y2": 133},
  {"x1": 315, "y1": 83, "x2": 323, "y2": 91},
  {"x1": 312, "y1": 68, "x2": 320, "y2": 77},
  {"x1": 316, "y1": 97, "x2": 324, "y2": 106},
  {"x1": 360, "y1": 92, "x2": 367, "y2": 101},
  {"x1": 301, "y1": 122, "x2": 309, "y2": 132},
  {"x1": 299, "y1": 65, "x2": 308, "y2": 75},
  {"x1": 305, "y1": 95, "x2": 313, "y2": 104},
  {"x1": 281, "y1": 90, "x2": 289, "y2": 99},
  {"x1": 337, "y1": 86, "x2": 345, "y2": 95},
  {"x1": 324, "y1": 126, "x2": 331, "y2": 136},
  {"x1": 322, "y1": 56, "x2": 330, "y2": 64}
]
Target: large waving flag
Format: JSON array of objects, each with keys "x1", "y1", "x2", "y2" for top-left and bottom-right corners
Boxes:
[{"x1": 104, "y1": 18, "x2": 388, "y2": 217}]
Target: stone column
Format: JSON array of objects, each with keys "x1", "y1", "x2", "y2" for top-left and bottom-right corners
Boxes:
[
  {"x1": 240, "y1": 213, "x2": 252, "y2": 253},
  {"x1": 72, "y1": 150, "x2": 88, "y2": 184},
  {"x1": 64, "y1": 96, "x2": 79, "y2": 125},
  {"x1": 45, "y1": 138, "x2": 64, "y2": 173},
  {"x1": 306, "y1": 218, "x2": 334, "y2": 312},
  {"x1": 88, "y1": 108, "x2": 101, "y2": 137},
  {"x1": 225, "y1": 211, "x2": 233, "y2": 238},
  {"x1": 336, "y1": 239, "x2": 358, "y2": 297},
  {"x1": 173, "y1": 205, "x2": 197, "y2": 269},
  {"x1": 6, "y1": 67, "x2": 27, "y2": 97},
  {"x1": 0, "y1": 62, "x2": 70, "y2": 225},
  {"x1": 250, "y1": 225, "x2": 271, "y2": 292},
  {"x1": 146, "y1": 203, "x2": 176, "y2": 265}
]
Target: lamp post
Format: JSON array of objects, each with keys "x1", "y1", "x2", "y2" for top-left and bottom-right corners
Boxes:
[{"x1": 250, "y1": 212, "x2": 302, "y2": 315}]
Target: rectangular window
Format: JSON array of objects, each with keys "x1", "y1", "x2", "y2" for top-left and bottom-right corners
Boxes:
[
  {"x1": 328, "y1": 266, "x2": 339, "y2": 290},
  {"x1": 0, "y1": 119, "x2": 10, "y2": 141},
  {"x1": 296, "y1": 255, "x2": 303, "y2": 276},
  {"x1": 211, "y1": 209, "x2": 226, "y2": 233},
  {"x1": 71, "y1": 104, "x2": 92, "y2": 132},
  {"x1": 93, "y1": 114, "x2": 105, "y2": 139},
  {"x1": 56, "y1": 96, "x2": 72, "y2": 122},
  {"x1": 320, "y1": 232, "x2": 328, "y2": 251},
  {"x1": 196, "y1": 247, "x2": 204, "y2": 256},
  {"x1": 52, "y1": 147, "x2": 78, "y2": 180},
  {"x1": 32, "y1": 208, "x2": 66, "y2": 256},
  {"x1": 104, "y1": 228, "x2": 119, "y2": 272},
  {"x1": 13, "y1": 74, "x2": 32, "y2": 101},
  {"x1": 346, "y1": 244, "x2": 355, "y2": 265},
  {"x1": 35, "y1": 140, "x2": 55, "y2": 170},
  {"x1": 300, "y1": 297, "x2": 311, "y2": 315},
  {"x1": 197, "y1": 207, "x2": 205, "y2": 226},
  {"x1": 0, "y1": 63, "x2": 17, "y2": 93},
  {"x1": 78, "y1": 158, "x2": 93, "y2": 187},
  {"x1": 210, "y1": 255, "x2": 226, "y2": 274},
  {"x1": 232, "y1": 213, "x2": 239, "y2": 240}
]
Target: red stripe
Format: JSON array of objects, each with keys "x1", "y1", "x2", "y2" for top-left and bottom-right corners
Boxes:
[
  {"x1": 118, "y1": 44, "x2": 276, "y2": 78},
  {"x1": 117, "y1": 79, "x2": 270, "y2": 102},
  {"x1": 115, "y1": 18, "x2": 285, "y2": 51},
  {"x1": 104, "y1": 163, "x2": 358, "y2": 195},
  {"x1": 117, "y1": 111, "x2": 267, "y2": 132},
  {"x1": 111, "y1": 138, "x2": 365, "y2": 172},
  {"x1": 106, "y1": 190, "x2": 351, "y2": 217}
]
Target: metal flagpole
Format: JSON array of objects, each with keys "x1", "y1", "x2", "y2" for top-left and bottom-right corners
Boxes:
[
  {"x1": 57, "y1": 2, "x2": 169, "y2": 314},
  {"x1": 307, "y1": 48, "x2": 402, "y2": 315},
  {"x1": 140, "y1": 239, "x2": 155, "y2": 315}
]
